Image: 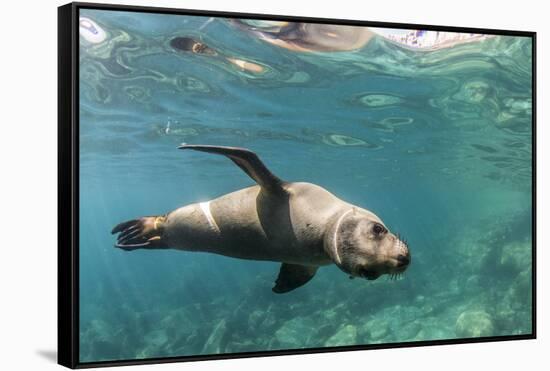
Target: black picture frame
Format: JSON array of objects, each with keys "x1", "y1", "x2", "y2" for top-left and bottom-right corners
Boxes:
[{"x1": 58, "y1": 2, "x2": 537, "y2": 368}]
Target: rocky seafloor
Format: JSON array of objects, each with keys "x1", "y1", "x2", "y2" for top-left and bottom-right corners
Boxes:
[{"x1": 80, "y1": 208, "x2": 532, "y2": 362}]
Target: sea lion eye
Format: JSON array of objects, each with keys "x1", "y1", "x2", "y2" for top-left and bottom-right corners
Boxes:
[{"x1": 372, "y1": 223, "x2": 386, "y2": 235}]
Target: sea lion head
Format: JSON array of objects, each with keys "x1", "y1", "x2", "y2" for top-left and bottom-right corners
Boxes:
[
  {"x1": 170, "y1": 37, "x2": 217, "y2": 56},
  {"x1": 324, "y1": 208, "x2": 410, "y2": 280}
]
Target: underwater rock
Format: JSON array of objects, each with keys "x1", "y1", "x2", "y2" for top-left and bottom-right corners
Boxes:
[
  {"x1": 455, "y1": 310, "x2": 495, "y2": 338},
  {"x1": 456, "y1": 238, "x2": 492, "y2": 275},
  {"x1": 513, "y1": 268, "x2": 532, "y2": 300},
  {"x1": 414, "y1": 322, "x2": 454, "y2": 341},
  {"x1": 274, "y1": 317, "x2": 314, "y2": 349},
  {"x1": 385, "y1": 304, "x2": 424, "y2": 324},
  {"x1": 362, "y1": 318, "x2": 390, "y2": 342},
  {"x1": 201, "y1": 319, "x2": 227, "y2": 354},
  {"x1": 398, "y1": 321, "x2": 422, "y2": 340},
  {"x1": 316, "y1": 323, "x2": 339, "y2": 341},
  {"x1": 321, "y1": 304, "x2": 348, "y2": 323},
  {"x1": 359, "y1": 304, "x2": 424, "y2": 343},
  {"x1": 258, "y1": 310, "x2": 280, "y2": 333},
  {"x1": 407, "y1": 314, "x2": 454, "y2": 341},
  {"x1": 82, "y1": 319, "x2": 122, "y2": 361},
  {"x1": 87, "y1": 319, "x2": 110, "y2": 336},
  {"x1": 494, "y1": 267, "x2": 532, "y2": 335},
  {"x1": 464, "y1": 275, "x2": 482, "y2": 294},
  {"x1": 499, "y1": 240, "x2": 531, "y2": 274},
  {"x1": 181, "y1": 329, "x2": 204, "y2": 353},
  {"x1": 91, "y1": 339, "x2": 120, "y2": 360},
  {"x1": 145, "y1": 329, "x2": 169, "y2": 348},
  {"x1": 160, "y1": 307, "x2": 196, "y2": 340},
  {"x1": 247, "y1": 309, "x2": 265, "y2": 329},
  {"x1": 504, "y1": 266, "x2": 532, "y2": 305},
  {"x1": 324, "y1": 325, "x2": 358, "y2": 347},
  {"x1": 225, "y1": 340, "x2": 256, "y2": 353}
]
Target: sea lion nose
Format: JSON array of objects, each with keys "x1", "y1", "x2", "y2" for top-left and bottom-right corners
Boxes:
[{"x1": 396, "y1": 254, "x2": 410, "y2": 267}]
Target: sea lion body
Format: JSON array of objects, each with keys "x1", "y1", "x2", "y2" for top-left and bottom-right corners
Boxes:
[
  {"x1": 163, "y1": 182, "x2": 375, "y2": 265},
  {"x1": 112, "y1": 145, "x2": 410, "y2": 293}
]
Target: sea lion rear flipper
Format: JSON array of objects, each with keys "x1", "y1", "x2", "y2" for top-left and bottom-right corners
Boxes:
[
  {"x1": 178, "y1": 144, "x2": 286, "y2": 195},
  {"x1": 111, "y1": 216, "x2": 166, "y2": 251},
  {"x1": 272, "y1": 263, "x2": 318, "y2": 293}
]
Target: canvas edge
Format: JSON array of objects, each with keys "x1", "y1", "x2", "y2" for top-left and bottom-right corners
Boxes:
[
  {"x1": 58, "y1": 2, "x2": 537, "y2": 369},
  {"x1": 58, "y1": 3, "x2": 79, "y2": 369}
]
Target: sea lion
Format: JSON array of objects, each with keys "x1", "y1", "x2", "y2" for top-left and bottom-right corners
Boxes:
[
  {"x1": 170, "y1": 37, "x2": 265, "y2": 74},
  {"x1": 112, "y1": 145, "x2": 410, "y2": 293},
  {"x1": 229, "y1": 20, "x2": 375, "y2": 52}
]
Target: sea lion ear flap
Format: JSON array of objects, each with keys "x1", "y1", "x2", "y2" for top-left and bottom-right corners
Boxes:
[{"x1": 272, "y1": 263, "x2": 318, "y2": 294}]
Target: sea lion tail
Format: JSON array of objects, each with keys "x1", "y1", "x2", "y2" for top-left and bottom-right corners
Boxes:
[{"x1": 111, "y1": 215, "x2": 167, "y2": 251}]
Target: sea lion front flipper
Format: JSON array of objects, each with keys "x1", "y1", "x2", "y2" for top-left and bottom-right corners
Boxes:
[
  {"x1": 272, "y1": 263, "x2": 318, "y2": 293},
  {"x1": 178, "y1": 144, "x2": 286, "y2": 195}
]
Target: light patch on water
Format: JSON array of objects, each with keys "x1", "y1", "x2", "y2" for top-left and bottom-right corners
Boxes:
[
  {"x1": 358, "y1": 93, "x2": 404, "y2": 107},
  {"x1": 322, "y1": 134, "x2": 381, "y2": 149}
]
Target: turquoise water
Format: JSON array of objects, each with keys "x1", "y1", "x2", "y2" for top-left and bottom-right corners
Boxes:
[{"x1": 78, "y1": 9, "x2": 533, "y2": 363}]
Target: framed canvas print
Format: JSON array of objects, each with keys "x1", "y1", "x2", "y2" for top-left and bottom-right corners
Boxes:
[{"x1": 58, "y1": 2, "x2": 536, "y2": 368}]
